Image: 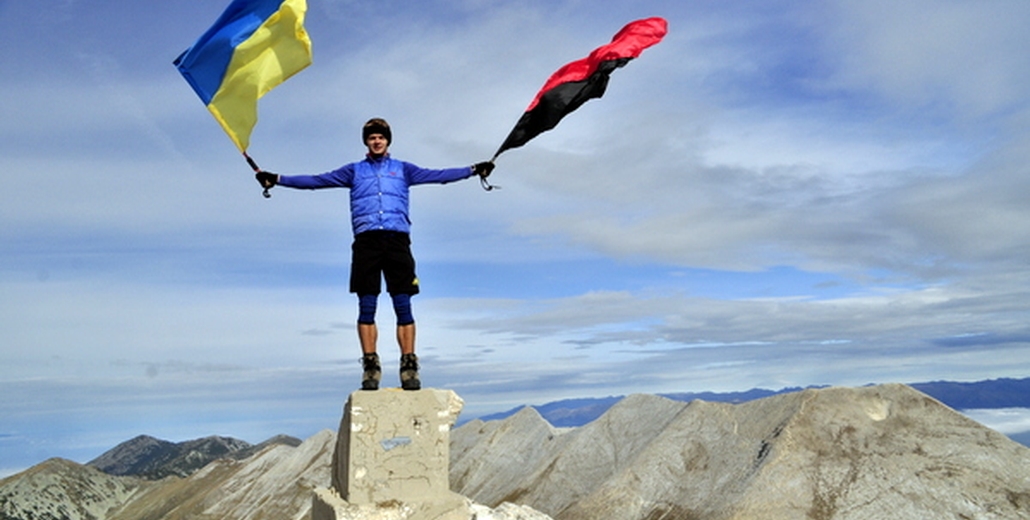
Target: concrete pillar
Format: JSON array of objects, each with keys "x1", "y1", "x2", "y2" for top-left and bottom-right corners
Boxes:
[{"x1": 313, "y1": 388, "x2": 468, "y2": 520}]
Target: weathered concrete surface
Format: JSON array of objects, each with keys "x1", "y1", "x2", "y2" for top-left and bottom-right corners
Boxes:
[
  {"x1": 332, "y1": 389, "x2": 464, "y2": 505},
  {"x1": 314, "y1": 388, "x2": 552, "y2": 520},
  {"x1": 311, "y1": 388, "x2": 502, "y2": 520}
]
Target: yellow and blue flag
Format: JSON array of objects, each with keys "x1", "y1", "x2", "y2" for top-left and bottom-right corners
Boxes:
[{"x1": 174, "y1": 0, "x2": 312, "y2": 152}]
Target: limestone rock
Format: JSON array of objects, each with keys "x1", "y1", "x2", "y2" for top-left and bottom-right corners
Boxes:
[
  {"x1": 469, "y1": 502, "x2": 556, "y2": 520},
  {"x1": 0, "y1": 458, "x2": 146, "y2": 520},
  {"x1": 312, "y1": 486, "x2": 468, "y2": 520},
  {"x1": 451, "y1": 384, "x2": 1030, "y2": 520},
  {"x1": 107, "y1": 429, "x2": 335, "y2": 520},
  {"x1": 312, "y1": 487, "x2": 553, "y2": 520},
  {"x1": 450, "y1": 407, "x2": 569, "y2": 508}
]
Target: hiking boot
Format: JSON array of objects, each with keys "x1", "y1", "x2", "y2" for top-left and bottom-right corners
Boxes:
[
  {"x1": 400, "y1": 353, "x2": 421, "y2": 390},
  {"x1": 361, "y1": 353, "x2": 381, "y2": 390}
]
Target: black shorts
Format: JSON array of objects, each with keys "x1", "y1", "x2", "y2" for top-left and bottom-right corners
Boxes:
[{"x1": 350, "y1": 231, "x2": 420, "y2": 296}]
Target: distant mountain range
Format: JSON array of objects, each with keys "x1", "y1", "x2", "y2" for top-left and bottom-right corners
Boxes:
[
  {"x1": 37, "y1": 377, "x2": 1030, "y2": 486},
  {"x1": 55, "y1": 377, "x2": 1025, "y2": 486},
  {"x1": 87, "y1": 433, "x2": 301, "y2": 480},
  {"x1": 477, "y1": 377, "x2": 1030, "y2": 428},
  {"x1": 7, "y1": 376, "x2": 1028, "y2": 489},
  {"x1": 4, "y1": 382, "x2": 1029, "y2": 520},
  {"x1": 0, "y1": 432, "x2": 335, "y2": 520}
]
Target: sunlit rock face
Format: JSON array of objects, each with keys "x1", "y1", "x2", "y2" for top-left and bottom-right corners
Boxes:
[{"x1": 451, "y1": 384, "x2": 1030, "y2": 520}]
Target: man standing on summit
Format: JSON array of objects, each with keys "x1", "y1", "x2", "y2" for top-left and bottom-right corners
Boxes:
[{"x1": 256, "y1": 118, "x2": 494, "y2": 391}]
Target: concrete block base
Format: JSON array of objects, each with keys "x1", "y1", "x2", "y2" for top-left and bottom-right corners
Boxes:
[
  {"x1": 312, "y1": 388, "x2": 467, "y2": 520},
  {"x1": 312, "y1": 487, "x2": 470, "y2": 520}
]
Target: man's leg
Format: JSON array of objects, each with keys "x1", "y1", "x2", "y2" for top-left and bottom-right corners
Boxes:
[
  {"x1": 381, "y1": 233, "x2": 420, "y2": 389},
  {"x1": 357, "y1": 294, "x2": 381, "y2": 390},
  {"x1": 358, "y1": 322, "x2": 378, "y2": 354},
  {"x1": 393, "y1": 293, "x2": 415, "y2": 355},
  {"x1": 397, "y1": 322, "x2": 415, "y2": 355},
  {"x1": 392, "y1": 293, "x2": 420, "y2": 390},
  {"x1": 358, "y1": 324, "x2": 381, "y2": 390}
]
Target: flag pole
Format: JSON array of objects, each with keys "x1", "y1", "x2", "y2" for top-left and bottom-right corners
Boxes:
[{"x1": 244, "y1": 152, "x2": 271, "y2": 198}]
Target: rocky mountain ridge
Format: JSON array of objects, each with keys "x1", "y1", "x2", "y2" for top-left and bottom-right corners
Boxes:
[
  {"x1": 0, "y1": 458, "x2": 147, "y2": 520},
  {"x1": 0, "y1": 431, "x2": 547, "y2": 520},
  {"x1": 451, "y1": 383, "x2": 1030, "y2": 519},
  {"x1": 478, "y1": 376, "x2": 1030, "y2": 430},
  {"x1": 85, "y1": 433, "x2": 302, "y2": 480},
  {"x1": 2, "y1": 384, "x2": 1029, "y2": 520}
]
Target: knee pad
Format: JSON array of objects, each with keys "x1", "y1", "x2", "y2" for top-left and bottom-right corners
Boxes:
[
  {"x1": 391, "y1": 293, "x2": 414, "y2": 325},
  {"x1": 358, "y1": 294, "x2": 378, "y2": 324}
]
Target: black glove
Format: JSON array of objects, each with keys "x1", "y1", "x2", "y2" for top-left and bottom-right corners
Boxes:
[
  {"x1": 472, "y1": 161, "x2": 495, "y2": 178},
  {"x1": 255, "y1": 171, "x2": 278, "y2": 189}
]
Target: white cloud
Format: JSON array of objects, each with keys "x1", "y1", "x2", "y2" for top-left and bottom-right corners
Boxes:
[
  {"x1": 824, "y1": 0, "x2": 1030, "y2": 117},
  {"x1": 962, "y1": 408, "x2": 1030, "y2": 435}
]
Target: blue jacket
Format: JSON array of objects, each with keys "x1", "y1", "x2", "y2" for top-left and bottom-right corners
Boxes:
[{"x1": 277, "y1": 154, "x2": 473, "y2": 235}]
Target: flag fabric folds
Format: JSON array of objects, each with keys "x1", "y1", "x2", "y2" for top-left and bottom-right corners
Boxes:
[
  {"x1": 174, "y1": 0, "x2": 312, "y2": 152},
  {"x1": 494, "y1": 17, "x2": 668, "y2": 159}
]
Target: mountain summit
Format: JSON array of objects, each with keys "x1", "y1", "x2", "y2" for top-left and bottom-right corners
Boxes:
[
  {"x1": 86, "y1": 433, "x2": 300, "y2": 480},
  {"x1": 451, "y1": 383, "x2": 1030, "y2": 519}
]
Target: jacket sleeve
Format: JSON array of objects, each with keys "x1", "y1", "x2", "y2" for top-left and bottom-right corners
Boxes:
[
  {"x1": 402, "y1": 161, "x2": 474, "y2": 186},
  {"x1": 278, "y1": 164, "x2": 355, "y2": 189}
]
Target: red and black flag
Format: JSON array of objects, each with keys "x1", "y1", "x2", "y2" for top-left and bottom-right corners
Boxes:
[{"x1": 493, "y1": 17, "x2": 668, "y2": 160}]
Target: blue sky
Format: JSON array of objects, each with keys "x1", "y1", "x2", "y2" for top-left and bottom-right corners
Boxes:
[{"x1": 3, "y1": 0, "x2": 1030, "y2": 476}]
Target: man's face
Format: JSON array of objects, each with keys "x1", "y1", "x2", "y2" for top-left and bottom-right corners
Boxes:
[{"x1": 365, "y1": 134, "x2": 389, "y2": 156}]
